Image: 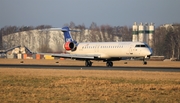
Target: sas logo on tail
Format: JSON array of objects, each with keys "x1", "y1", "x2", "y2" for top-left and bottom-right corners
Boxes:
[{"x1": 66, "y1": 38, "x2": 73, "y2": 42}]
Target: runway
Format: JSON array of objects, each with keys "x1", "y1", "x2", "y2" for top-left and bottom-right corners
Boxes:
[{"x1": 0, "y1": 64, "x2": 180, "y2": 72}]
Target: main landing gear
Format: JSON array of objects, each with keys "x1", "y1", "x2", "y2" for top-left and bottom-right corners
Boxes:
[
  {"x1": 106, "y1": 61, "x2": 113, "y2": 67},
  {"x1": 85, "y1": 60, "x2": 92, "y2": 67},
  {"x1": 85, "y1": 60, "x2": 113, "y2": 67}
]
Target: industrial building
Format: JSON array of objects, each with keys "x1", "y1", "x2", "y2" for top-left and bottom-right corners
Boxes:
[
  {"x1": 0, "y1": 45, "x2": 63, "y2": 60},
  {"x1": 0, "y1": 45, "x2": 33, "y2": 59},
  {"x1": 132, "y1": 22, "x2": 155, "y2": 48}
]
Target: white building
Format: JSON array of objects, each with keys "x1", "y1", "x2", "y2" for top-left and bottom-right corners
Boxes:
[{"x1": 132, "y1": 22, "x2": 154, "y2": 48}]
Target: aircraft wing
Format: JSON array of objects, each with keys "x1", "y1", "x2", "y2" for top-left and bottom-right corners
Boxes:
[{"x1": 40, "y1": 53, "x2": 100, "y2": 59}]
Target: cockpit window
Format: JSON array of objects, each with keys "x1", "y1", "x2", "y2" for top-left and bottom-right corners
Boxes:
[
  {"x1": 135, "y1": 45, "x2": 140, "y2": 47},
  {"x1": 135, "y1": 44, "x2": 148, "y2": 48},
  {"x1": 141, "y1": 45, "x2": 146, "y2": 47}
]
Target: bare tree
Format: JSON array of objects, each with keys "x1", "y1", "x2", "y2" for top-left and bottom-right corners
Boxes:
[
  {"x1": 89, "y1": 22, "x2": 101, "y2": 42},
  {"x1": 69, "y1": 21, "x2": 76, "y2": 29},
  {"x1": 173, "y1": 24, "x2": 180, "y2": 60},
  {"x1": 105, "y1": 25, "x2": 114, "y2": 41},
  {"x1": 153, "y1": 24, "x2": 180, "y2": 59},
  {"x1": 76, "y1": 24, "x2": 86, "y2": 42},
  {"x1": 89, "y1": 27, "x2": 100, "y2": 42},
  {"x1": 153, "y1": 27, "x2": 167, "y2": 57},
  {"x1": 38, "y1": 30, "x2": 52, "y2": 53},
  {"x1": 35, "y1": 25, "x2": 51, "y2": 30},
  {"x1": 89, "y1": 22, "x2": 97, "y2": 30},
  {"x1": 100, "y1": 25, "x2": 107, "y2": 42},
  {"x1": 165, "y1": 28, "x2": 176, "y2": 58}
]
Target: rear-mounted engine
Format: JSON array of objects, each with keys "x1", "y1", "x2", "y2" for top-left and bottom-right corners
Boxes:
[{"x1": 64, "y1": 42, "x2": 77, "y2": 51}]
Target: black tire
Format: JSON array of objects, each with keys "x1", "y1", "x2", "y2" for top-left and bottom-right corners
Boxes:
[
  {"x1": 143, "y1": 61, "x2": 147, "y2": 65},
  {"x1": 106, "y1": 62, "x2": 110, "y2": 67},
  {"x1": 85, "y1": 61, "x2": 89, "y2": 67},
  {"x1": 106, "y1": 61, "x2": 113, "y2": 67},
  {"x1": 85, "y1": 60, "x2": 92, "y2": 67},
  {"x1": 110, "y1": 62, "x2": 113, "y2": 67}
]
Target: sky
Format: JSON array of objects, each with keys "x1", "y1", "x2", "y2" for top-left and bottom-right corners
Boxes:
[{"x1": 0, "y1": 0, "x2": 180, "y2": 28}]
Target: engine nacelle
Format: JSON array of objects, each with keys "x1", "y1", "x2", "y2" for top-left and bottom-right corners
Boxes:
[{"x1": 64, "y1": 42, "x2": 77, "y2": 51}]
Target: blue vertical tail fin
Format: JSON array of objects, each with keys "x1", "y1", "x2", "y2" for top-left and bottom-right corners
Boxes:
[
  {"x1": 61, "y1": 27, "x2": 77, "y2": 51},
  {"x1": 61, "y1": 27, "x2": 74, "y2": 42}
]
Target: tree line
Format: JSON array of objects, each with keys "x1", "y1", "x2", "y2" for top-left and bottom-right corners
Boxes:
[
  {"x1": 153, "y1": 24, "x2": 180, "y2": 60},
  {"x1": 0, "y1": 22, "x2": 180, "y2": 60},
  {"x1": 0, "y1": 25, "x2": 52, "y2": 50},
  {"x1": 0, "y1": 25, "x2": 52, "y2": 36}
]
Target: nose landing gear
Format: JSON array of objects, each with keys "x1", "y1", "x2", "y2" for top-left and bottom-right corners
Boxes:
[
  {"x1": 143, "y1": 58, "x2": 147, "y2": 65},
  {"x1": 143, "y1": 61, "x2": 147, "y2": 65}
]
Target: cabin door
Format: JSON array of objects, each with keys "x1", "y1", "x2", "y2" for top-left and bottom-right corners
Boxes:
[{"x1": 129, "y1": 44, "x2": 134, "y2": 55}]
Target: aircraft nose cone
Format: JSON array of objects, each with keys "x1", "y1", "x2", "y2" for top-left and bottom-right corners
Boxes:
[
  {"x1": 147, "y1": 48, "x2": 153, "y2": 58},
  {"x1": 149, "y1": 48, "x2": 153, "y2": 55}
]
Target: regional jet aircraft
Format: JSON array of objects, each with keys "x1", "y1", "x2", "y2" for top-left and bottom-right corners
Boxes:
[{"x1": 48, "y1": 27, "x2": 152, "y2": 67}]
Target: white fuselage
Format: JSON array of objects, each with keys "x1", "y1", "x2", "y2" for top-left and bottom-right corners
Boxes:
[{"x1": 67, "y1": 42, "x2": 152, "y2": 59}]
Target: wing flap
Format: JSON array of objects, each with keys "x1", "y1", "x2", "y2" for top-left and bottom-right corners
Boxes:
[{"x1": 51, "y1": 53, "x2": 100, "y2": 59}]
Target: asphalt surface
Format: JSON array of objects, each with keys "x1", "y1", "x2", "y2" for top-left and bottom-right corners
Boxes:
[{"x1": 0, "y1": 64, "x2": 180, "y2": 72}]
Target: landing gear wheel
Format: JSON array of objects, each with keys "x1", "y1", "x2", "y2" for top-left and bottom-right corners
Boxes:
[
  {"x1": 143, "y1": 58, "x2": 147, "y2": 65},
  {"x1": 106, "y1": 61, "x2": 113, "y2": 67},
  {"x1": 143, "y1": 61, "x2": 147, "y2": 65},
  {"x1": 85, "y1": 60, "x2": 92, "y2": 67}
]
